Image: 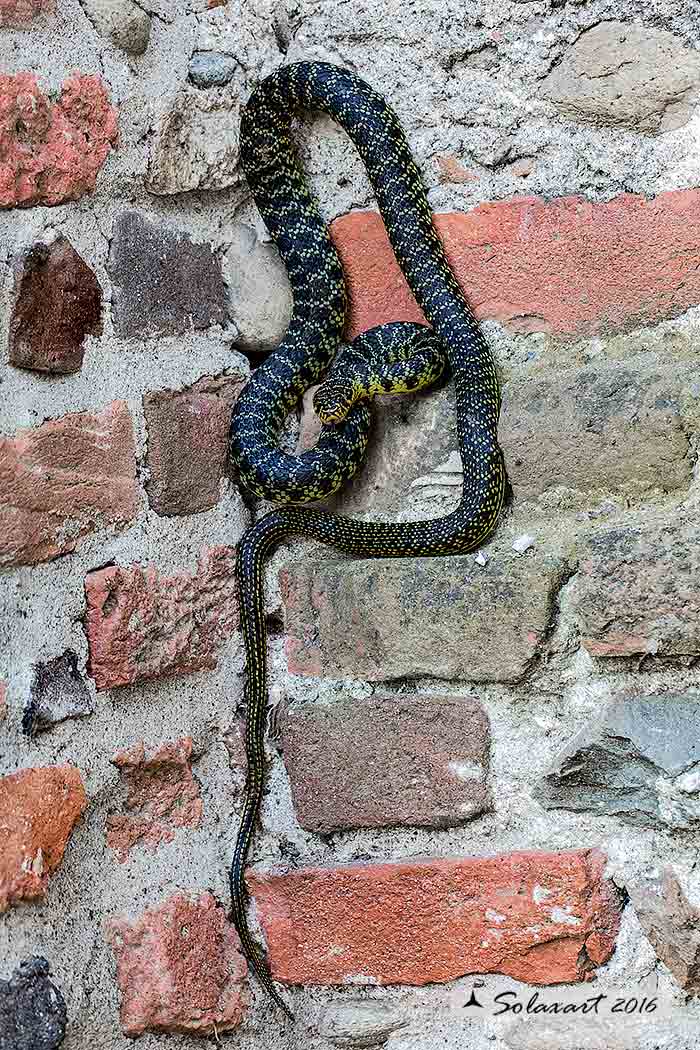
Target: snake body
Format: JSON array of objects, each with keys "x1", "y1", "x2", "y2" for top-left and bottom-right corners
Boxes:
[{"x1": 228, "y1": 61, "x2": 506, "y2": 1018}]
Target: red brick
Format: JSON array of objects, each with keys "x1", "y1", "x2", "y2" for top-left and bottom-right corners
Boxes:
[
  {"x1": 0, "y1": 73, "x2": 117, "y2": 209},
  {"x1": 84, "y1": 546, "x2": 238, "y2": 690},
  {"x1": 144, "y1": 374, "x2": 245, "y2": 517},
  {"x1": 0, "y1": 0, "x2": 52, "y2": 27},
  {"x1": 0, "y1": 765, "x2": 87, "y2": 911},
  {"x1": 250, "y1": 849, "x2": 621, "y2": 988},
  {"x1": 330, "y1": 190, "x2": 700, "y2": 339},
  {"x1": 106, "y1": 737, "x2": 203, "y2": 862},
  {"x1": 106, "y1": 892, "x2": 248, "y2": 1036},
  {"x1": 0, "y1": 401, "x2": 137, "y2": 568}
]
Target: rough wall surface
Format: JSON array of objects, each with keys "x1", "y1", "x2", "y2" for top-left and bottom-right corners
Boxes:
[{"x1": 2, "y1": 1, "x2": 700, "y2": 1049}]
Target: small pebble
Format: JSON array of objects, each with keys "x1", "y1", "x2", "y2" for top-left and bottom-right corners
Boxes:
[
  {"x1": 474, "y1": 551, "x2": 489, "y2": 567},
  {"x1": 512, "y1": 534, "x2": 535, "y2": 555}
]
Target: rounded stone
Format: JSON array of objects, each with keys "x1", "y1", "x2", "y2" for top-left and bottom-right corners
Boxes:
[
  {"x1": 224, "y1": 224, "x2": 293, "y2": 354},
  {"x1": 81, "y1": 0, "x2": 151, "y2": 56},
  {"x1": 188, "y1": 51, "x2": 238, "y2": 88}
]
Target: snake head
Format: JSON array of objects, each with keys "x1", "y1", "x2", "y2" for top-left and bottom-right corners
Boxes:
[{"x1": 313, "y1": 378, "x2": 355, "y2": 424}]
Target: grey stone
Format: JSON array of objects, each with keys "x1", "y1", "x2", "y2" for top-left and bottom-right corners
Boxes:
[
  {"x1": 223, "y1": 224, "x2": 292, "y2": 354},
  {"x1": 188, "y1": 51, "x2": 238, "y2": 89},
  {"x1": 499, "y1": 357, "x2": 693, "y2": 505},
  {"x1": 108, "y1": 211, "x2": 227, "y2": 338},
  {"x1": 146, "y1": 87, "x2": 241, "y2": 195},
  {"x1": 537, "y1": 693, "x2": 700, "y2": 828},
  {"x1": 281, "y1": 693, "x2": 491, "y2": 833},
  {"x1": 316, "y1": 1001, "x2": 408, "y2": 1047},
  {"x1": 80, "y1": 0, "x2": 151, "y2": 55},
  {"x1": 23, "y1": 650, "x2": 94, "y2": 737},
  {"x1": 630, "y1": 868, "x2": 700, "y2": 993},
  {"x1": 0, "y1": 957, "x2": 67, "y2": 1050},
  {"x1": 569, "y1": 515, "x2": 700, "y2": 660},
  {"x1": 281, "y1": 547, "x2": 568, "y2": 683},
  {"x1": 540, "y1": 22, "x2": 700, "y2": 134}
]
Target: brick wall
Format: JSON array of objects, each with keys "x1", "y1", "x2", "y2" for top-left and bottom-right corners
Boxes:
[{"x1": 2, "y1": 2, "x2": 700, "y2": 1049}]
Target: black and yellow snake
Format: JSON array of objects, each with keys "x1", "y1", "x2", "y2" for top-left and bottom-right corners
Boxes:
[{"x1": 228, "y1": 61, "x2": 506, "y2": 1019}]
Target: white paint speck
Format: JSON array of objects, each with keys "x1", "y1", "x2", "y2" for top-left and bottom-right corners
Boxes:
[
  {"x1": 532, "y1": 884, "x2": 552, "y2": 904},
  {"x1": 676, "y1": 766, "x2": 700, "y2": 794},
  {"x1": 448, "y1": 760, "x2": 485, "y2": 781},
  {"x1": 550, "y1": 906, "x2": 582, "y2": 927}
]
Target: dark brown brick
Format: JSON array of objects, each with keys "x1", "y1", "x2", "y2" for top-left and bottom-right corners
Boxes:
[
  {"x1": 281, "y1": 693, "x2": 491, "y2": 833},
  {"x1": 630, "y1": 868, "x2": 700, "y2": 993},
  {"x1": 8, "y1": 237, "x2": 102, "y2": 374}
]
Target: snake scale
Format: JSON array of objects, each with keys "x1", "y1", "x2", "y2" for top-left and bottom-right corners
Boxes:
[{"x1": 228, "y1": 61, "x2": 507, "y2": 1019}]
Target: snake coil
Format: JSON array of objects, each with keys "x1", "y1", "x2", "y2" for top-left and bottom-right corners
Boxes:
[{"x1": 228, "y1": 61, "x2": 506, "y2": 1018}]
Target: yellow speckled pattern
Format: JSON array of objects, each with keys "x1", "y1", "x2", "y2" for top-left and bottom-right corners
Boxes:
[{"x1": 228, "y1": 62, "x2": 507, "y2": 1019}]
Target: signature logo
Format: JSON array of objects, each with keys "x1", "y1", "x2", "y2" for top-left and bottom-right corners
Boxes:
[{"x1": 457, "y1": 985, "x2": 659, "y2": 1019}]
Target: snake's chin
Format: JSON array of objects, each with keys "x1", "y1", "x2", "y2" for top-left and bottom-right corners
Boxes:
[
  {"x1": 312, "y1": 395, "x2": 351, "y2": 425},
  {"x1": 316, "y1": 410, "x2": 346, "y2": 425}
]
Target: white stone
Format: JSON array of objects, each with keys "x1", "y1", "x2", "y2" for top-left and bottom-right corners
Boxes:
[
  {"x1": 512, "y1": 533, "x2": 535, "y2": 555},
  {"x1": 435, "y1": 450, "x2": 463, "y2": 472},
  {"x1": 223, "y1": 223, "x2": 293, "y2": 353},
  {"x1": 146, "y1": 88, "x2": 242, "y2": 195}
]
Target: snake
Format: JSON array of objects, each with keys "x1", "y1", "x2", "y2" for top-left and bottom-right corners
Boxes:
[{"x1": 228, "y1": 61, "x2": 507, "y2": 1020}]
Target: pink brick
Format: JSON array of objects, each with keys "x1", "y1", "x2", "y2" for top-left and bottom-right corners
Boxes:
[
  {"x1": 0, "y1": 0, "x2": 53, "y2": 27},
  {"x1": 0, "y1": 401, "x2": 137, "y2": 568},
  {"x1": 106, "y1": 738, "x2": 203, "y2": 862},
  {"x1": 84, "y1": 547, "x2": 239, "y2": 690},
  {"x1": 107, "y1": 892, "x2": 248, "y2": 1036},
  {"x1": 0, "y1": 73, "x2": 117, "y2": 208}
]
